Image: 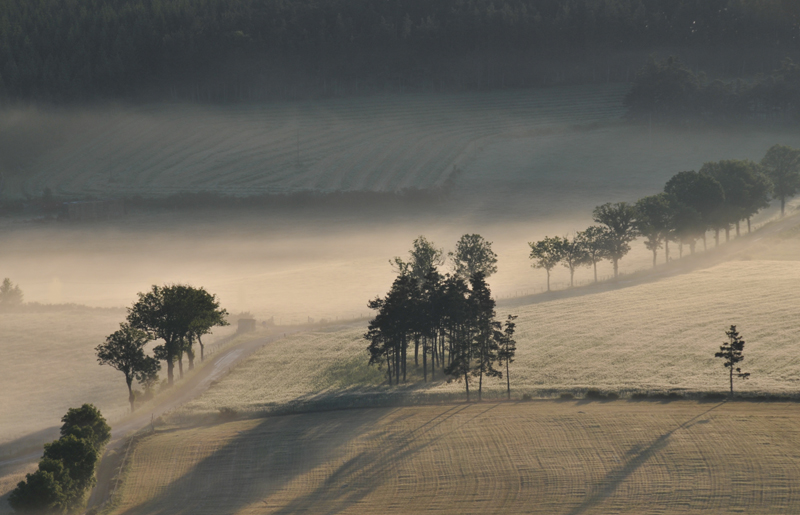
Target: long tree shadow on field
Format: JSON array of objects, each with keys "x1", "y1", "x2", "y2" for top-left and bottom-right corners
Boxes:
[
  {"x1": 565, "y1": 402, "x2": 725, "y2": 515},
  {"x1": 268, "y1": 403, "x2": 497, "y2": 515},
  {"x1": 114, "y1": 406, "x2": 401, "y2": 515}
]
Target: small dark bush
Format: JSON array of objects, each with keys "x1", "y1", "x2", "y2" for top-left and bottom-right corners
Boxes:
[
  {"x1": 521, "y1": 393, "x2": 533, "y2": 401},
  {"x1": 631, "y1": 392, "x2": 648, "y2": 400},
  {"x1": 559, "y1": 393, "x2": 574, "y2": 400},
  {"x1": 606, "y1": 392, "x2": 619, "y2": 400},
  {"x1": 585, "y1": 389, "x2": 604, "y2": 399},
  {"x1": 218, "y1": 407, "x2": 238, "y2": 421},
  {"x1": 667, "y1": 392, "x2": 683, "y2": 400}
]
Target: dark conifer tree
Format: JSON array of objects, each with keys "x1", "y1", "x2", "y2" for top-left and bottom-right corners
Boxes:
[{"x1": 715, "y1": 325, "x2": 750, "y2": 397}]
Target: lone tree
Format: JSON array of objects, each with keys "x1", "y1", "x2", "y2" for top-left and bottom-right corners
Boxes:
[
  {"x1": 592, "y1": 202, "x2": 637, "y2": 278},
  {"x1": 528, "y1": 236, "x2": 565, "y2": 292},
  {"x1": 715, "y1": 325, "x2": 750, "y2": 397},
  {"x1": 450, "y1": 233, "x2": 498, "y2": 280},
  {"x1": 96, "y1": 324, "x2": 161, "y2": 412},
  {"x1": 761, "y1": 144, "x2": 800, "y2": 217}
]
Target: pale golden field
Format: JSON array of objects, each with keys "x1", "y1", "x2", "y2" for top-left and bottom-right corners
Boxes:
[
  {"x1": 106, "y1": 402, "x2": 800, "y2": 515},
  {"x1": 0, "y1": 307, "x2": 239, "y2": 450},
  {"x1": 175, "y1": 255, "x2": 800, "y2": 420}
]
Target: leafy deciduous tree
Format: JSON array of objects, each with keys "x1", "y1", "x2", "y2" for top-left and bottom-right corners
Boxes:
[
  {"x1": 592, "y1": 202, "x2": 637, "y2": 277},
  {"x1": 576, "y1": 226, "x2": 609, "y2": 282},
  {"x1": 96, "y1": 324, "x2": 161, "y2": 412},
  {"x1": 450, "y1": 233, "x2": 498, "y2": 281},
  {"x1": 528, "y1": 236, "x2": 565, "y2": 292},
  {"x1": 761, "y1": 144, "x2": 800, "y2": 217}
]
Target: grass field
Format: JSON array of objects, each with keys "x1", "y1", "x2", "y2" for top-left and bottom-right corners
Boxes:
[
  {"x1": 103, "y1": 401, "x2": 800, "y2": 515},
  {"x1": 173, "y1": 253, "x2": 800, "y2": 421},
  {"x1": 0, "y1": 306, "x2": 238, "y2": 451}
]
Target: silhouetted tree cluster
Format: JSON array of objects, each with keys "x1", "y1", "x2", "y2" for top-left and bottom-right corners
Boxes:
[
  {"x1": 626, "y1": 56, "x2": 800, "y2": 122},
  {"x1": 0, "y1": 277, "x2": 23, "y2": 308},
  {"x1": 529, "y1": 145, "x2": 793, "y2": 286},
  {"x1": 125, "y1": 284, "x2": 229, "y2": 386},
  {"x1": 9, "y1": 405, "x2": 110, "y2": 514},
  {"x1": 366, "y1": 235, "x2": 516, "y2": 401},
  {"x1": 2, "y1": 0, "x2": 799, "y2": 102}
]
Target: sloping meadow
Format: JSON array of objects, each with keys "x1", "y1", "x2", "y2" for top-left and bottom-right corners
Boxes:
[{"x1": 177, "y1": 258, "x2": 800, "y2": 419}]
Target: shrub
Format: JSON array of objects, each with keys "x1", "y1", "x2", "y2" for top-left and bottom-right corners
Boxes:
[
  {"x1": 521, "y1": 393, "x2": 533, "y2": 401},
  {"x1": 559, "y1": 393, "x2": 574, "y2": 400},
  {"x1": 585, "y1": 389, "x2": 605, "y2": 399}
]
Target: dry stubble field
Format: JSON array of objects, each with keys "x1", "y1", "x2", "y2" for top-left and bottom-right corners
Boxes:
[{"x1": 107, "y1": 402, "x2": 800, "y2": 515}]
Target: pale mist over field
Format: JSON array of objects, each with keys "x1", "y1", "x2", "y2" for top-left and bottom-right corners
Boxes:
[{"x1": 0, "y1": 90, "x2": 790, "y2": 323}]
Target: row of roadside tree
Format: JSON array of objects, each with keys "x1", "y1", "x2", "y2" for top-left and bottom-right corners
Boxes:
[{"x1": 530, "y1": 144, "x2": 800, "y2": 290}]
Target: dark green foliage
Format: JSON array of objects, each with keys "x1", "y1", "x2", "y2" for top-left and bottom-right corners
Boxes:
[
  {"x1": 1, "y1": 0, "x2": 799, "y2": 103},
  {"x1": 761, "y1": 144, "x2": 800, "y2": 216},
  {"x1": 624, "y1": 56, "x2": 701, "y2": 118},
  {"x1": 10, "y1": 405, "x2": 109, "y2": 514},
  {"x1": 626, "y1": 56, "x2": 800, "y2": 121},
  {"x1": 592, "y1": 202, "x2": 637, "y2": 277},
  {"x1": 59, "y1": 404, "x2": 110, "y2": 450},
  {"x1": 7, "y1": 467, "x2": 67, "y2": 514},
  {"x1": 96, "y1": 324, "x2": 160, "y2": 412},
  {"x1": 367, "y1": 237, "x2": 514, "y2": 401},
  {"x1": 127, "y1": 284, "x2": 227, "y2": 385},
  {"x1": 715, "y1": 325, "x2": 750, "y2": 396}
]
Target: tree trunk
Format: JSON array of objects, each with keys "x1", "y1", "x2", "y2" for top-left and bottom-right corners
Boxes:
[
  {"x1": 613, "y1": 258, "x2": 619, "y2": 278},
  {"x1": 464, "y1": 369, "x2": 470, "y2": 402},
  {"x1": 665, "y1": 240, "x2": 670, "y2": 263},
  {"x1": 652, "y1": 249, "x2": 657, "y2": 268},
  {"x1": 199, "y1": 335, "x2": 205, "y2": 362},
  {"x1": 187, "y1": 347, "x2": 195, "y2": 371},
  {"x1": 423, "y1": 339, "x2": 428, "y2": 382},
  {"x1": 506, "y1": 359, "x2": 511, "y2": 400},
  {"x1": 178, "y1": 356, "x2": 184, "y2": 379},
  {"x1": 414, "y1": 335, "x2": 419, "y2": 366},
  {"x1": 569, "y1": 267, "x2": 575, "y2": 287},
  {"x1": 747, "y1": 217, "x2": 752, "y2": 233},
  {"x1": 127, "y1": 376, "x2": 135, "y2": 413},
  {"x1": 546, "y1": 269, "x2": 551, "y2": 291},
  {"x1": 401, "y1": 336, "x2": 407, "y2": 382},
  {"x1": 593, "y1": 260, "x2": 598, "y2": 283},
  {"x1": 730, "y1": 365, "x2": 734, "y2": 397}
]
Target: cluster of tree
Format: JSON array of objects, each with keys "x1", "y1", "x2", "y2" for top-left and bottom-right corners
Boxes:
[
  {"x1": 366, "y1": 235, "x2": 516, "y2": 401},
  {"x1": 2, "y1": 0, "x2": 799, "y2": 102},
  {"x1": 9, "y1": 405, "x2": 111, "y2": 514},
  {"x1": 0, "y1": 277, "x2": 23, "y2": 307},
  {"x1": 626, "y1": 56, "x2": 800, "y2": 122},
  {"x1": 530, "y1": 144, "x2": 800, "y2": 287},
  {"x1": 96, "y1": 284, "x2": 228, "y2": 411}
]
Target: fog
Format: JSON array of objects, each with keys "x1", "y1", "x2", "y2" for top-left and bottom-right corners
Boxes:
[{"x1": 0, "y1": 99, "x2": 792, "y2": 322}]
